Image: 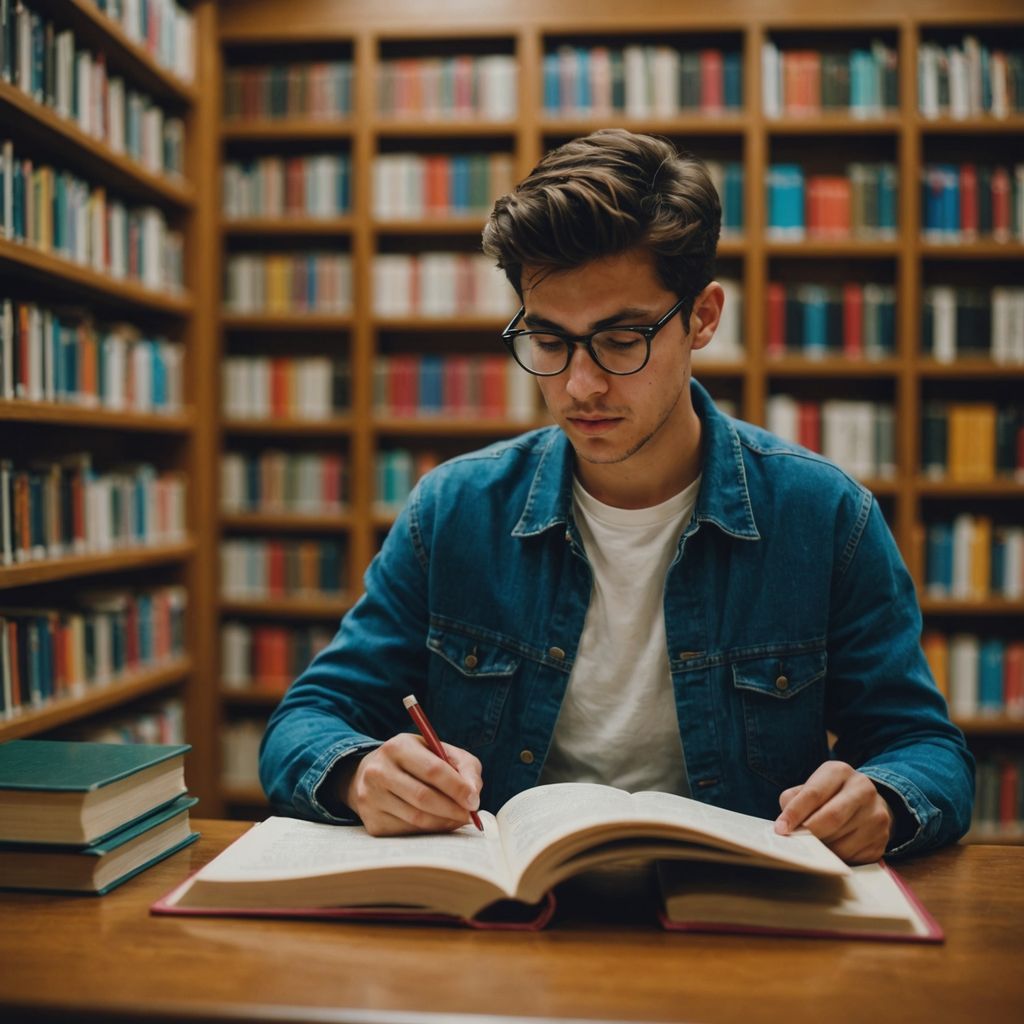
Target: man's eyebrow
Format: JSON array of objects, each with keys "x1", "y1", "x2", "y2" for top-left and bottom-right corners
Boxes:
[{"x1": 522, "y1": 307, "x2": 657, "y2": 332}]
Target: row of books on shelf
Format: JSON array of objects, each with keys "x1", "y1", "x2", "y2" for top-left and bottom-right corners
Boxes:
[
  {"x1": 766, "y1": 163, "x2": 897, "y2": 240},
  {"x1": 0, "y1": 457, "x2": 186, "y2": 567},
  {"x1": 918, "y1": 38, "x2": 1024, "y2": 121},
  {"x1": 373, "y1": 353, "x2": 537, "y2": 423},
  {"x1": 0, "y1": 584, "x2": 186, "y2": 719},
  {"x1": 221, "y1": 451, "x2": 348, "y2": 516},
  {"x1": 0, "y1": 141, "x2": 184, "y2": 291},
  {"x1": 75, "y1": 695, "x2": 184, "y2": 744},
  {"x1": 921, "y1": 164, "x2": 1024, "y2": 242},
  {"x1": 222, "y1": 155, "x2": 351, "y2": 220},
  {"x1": 0, "y1": 297, "x2": 183, "y2": 410},
  {"x1": 221, "y1": 718, "x2": 263, "y2": 789},
  {"x1": 89, "y1": 0, "x2": 195, "y2": 83},
  {"x1": 223, "y1": 61, "x2": 353, "y2": 121},
  {"x1": 921, "y1": 517, "x2": 1024, "y2": 601},
  {"x1": 541, "y1": 45, "x2": 742, "y2": 118},
  {"x1": 922, "y1": 286, "x2": 1024, "y2": 365},
  {"x1": 972, "y1": 756, "x2": 1024, "y2": 840},
  {"x1": 920, "y1": 403, "x2": 1024, "y2": 482},
  {"x1": 222, "y1": 356, "x2": 350, "y2": 422},
  {"x1": 761, "y1": 40, "x2": 898, "y2": 118},
  {"x1": 923, "y1": 632, "x2": 1024, "y2": 720},
  {"x1": 1, "y1": 2, "x2": 185, "y2": 177},
  {"x1": 765, "y1": 282, "x2": 895, "y2": 360},
  {"x1": 372, "y1": 152, "x2": 515, "y2": 221},
  {"x1": 223, "y1": 253, "x2": 352, "y2": 315},
  {"x1": 221, "y1": 621, "x2": 332, "y2": 693},
  {"x1": 377, "y1": 55, "x2": 517, "y2": 121},
  {"x1": 764, "y1": 397, "x2": 895, "y2": 482},
  {"x1": 375, "y1": 448, "x2": 439, "y2": 513},
  {"x1": 220, "y1": 538, "x2": 345, "y2": 600},
  {"x1": 373, "y1": 253, "x2": 510, "y2": 318}
]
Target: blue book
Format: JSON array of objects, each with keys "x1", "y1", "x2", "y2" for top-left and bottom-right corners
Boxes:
[
  {"x1": 723, "y1": 52, "x2": 742, "y2": 109},
  {"x1": 151, "y1": 340, "x2": 166, "y2": 407},
  {"x1": 0, "y1": 796, "x2": 198, "y2": 894},
  {"x1": 542, "y1": 52, "x2": 560, "y2": 112},
  {"x1": 926, "y1": 523, "x2": 954, "y2": 595},
  {"x1": 801, "y1": 287, "x2": 828, "y2": 356},
  {"x1": 418, "y1": 355, "x2": 443, "y2": 415},
  {"x1": 576, "y1": 47, "x2": 591, "y2": 112},
  {"x1": 978, "y1": 640, "x2": 1005, "y2": 713},
  {"x1": 451, "y1": 155, "x2": 470, "y2": 213},
  {"x1": 878, "y1": 165, "x2": 897, "y2": 234},
  {"x1": 942, "y1": 165, "x2": 959, "y2": 237}
]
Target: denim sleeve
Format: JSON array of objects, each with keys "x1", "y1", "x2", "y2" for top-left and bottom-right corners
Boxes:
[
  {"x1": 258, "y1": 478, "x2": 433, "y2": 822},
  {"x1": 825, "y1": 492, "x2": 975, "y2": 857}
]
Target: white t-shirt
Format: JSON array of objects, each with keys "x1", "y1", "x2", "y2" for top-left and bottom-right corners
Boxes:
[{"x1": 537, "y1": 474, "x2": 701, "y2": 795}]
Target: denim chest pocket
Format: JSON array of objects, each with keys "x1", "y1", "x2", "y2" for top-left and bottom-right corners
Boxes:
[
  {"x1": 425, "y1": 627, "x2": 521, "y2": 747},
  {"x1": 732, "y1": 648, "x2": 829, "y2": 789}
]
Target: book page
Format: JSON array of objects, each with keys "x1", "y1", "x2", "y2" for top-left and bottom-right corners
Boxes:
[{"x1": 195, "y1": 815, "x2": 514, "y2": 892}]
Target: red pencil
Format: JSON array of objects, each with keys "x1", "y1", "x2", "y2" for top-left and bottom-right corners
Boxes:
[{"x1": 403, "y1": 694, "x2": 484, "y2": 832}]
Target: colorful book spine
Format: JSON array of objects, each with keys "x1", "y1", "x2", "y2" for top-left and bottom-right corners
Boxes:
[
  {"x1": 223, "y1": 253, "x2": 353, "y2": 314},
  {"x1": 222, "y1": 61, "x2": 352, "y2": 120},
  {"x1": 921, "y1": 286, "x2": 1024, "y2": 364},
  {"x1": 372, "y1": 153, "x2": 515, "y2": 220},
  {"x1": 220, "y1": 452, "x2": 349, "y2": 514},
  {"x1": 221, "y1": 356, "x2": 349, "y2": 421},
  {"x1": 764, "y1": 396, "x2": 895, "y2": 480},
  {"x1": 923, "y1": 517, "x2": 1024, "y2": 600},
  {"x1": 88, "y1": 0, "x2": 195, "y2": 82},
  {"x1": 971, "y1": 754, "x2": 1024, "y2": 839},
  {"x1": 222, "y1": 156, "x2": 351, "y2": 219},
  {"x1": 220, "y1": 539, "x2": 346, "y2": 599},
  {"x1": 374, "y1": 448, "x2": 440, "y2": 513},
  {"x1": 919, "y1": 38, "x2": 1024, "y2": 120},
  {"x1": 70, "y1": 696, "x2": 185, "y2": 744},
  {"x1": 918, "y1": 402, "x2": 1024, "y2": 482},
  {"x1": 921, "y1": 163, "x2": 1024, "y2": 242},
  {"x1": 377, "y1": 55, "x2": 517, "y2": 120},
  {"x1": 762, "y1": 39, "x2": 898, "y2": 117},
  {"x1": 0, "y1": 585, "x2": 187, "y2": 719},
  {"x1": 372, "y1": 253, "x2": 511, "y2": 317},
  {"x1": 221, "y1": 621, "x2": 334, "y2": 692},
  {"x1": 922, "y1": 631, "x2": 1024, "y2": 719}
]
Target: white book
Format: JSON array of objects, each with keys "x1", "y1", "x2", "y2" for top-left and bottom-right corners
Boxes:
[
  {"x1": 1001, "y1": 529, "x2": 1023, "y2": 596},
  {"x1": 950, "y1": 514, "x2": 974, "y2": 600},
  {"x1": 762, "y1": 41, "x2": 781, "y2": 118},
  {"x1": 1, "y1": 140, "x2": 12, "y2": 240},
  {"x1": 709, "y1": 278, "x2": 742, "y2": 361},
  {"x1": 651, "y1": 46, "x2": 679, "y2": 118},
  {"x1": 990, "y1": 52, "x2": 1009, "y2": 120},
  {"x1": 931, "y1": 286, "x2": 957, "y2": 362},
  {"x1": 765, "y1": 394, "x2": 799, "y2": 445},
  {"x1": 26, "y1": 306, "x2": 42, "y2": 401},
  {"x1": 991, "y1": 287, "x2": 1011, "y2": 364},
  {"x1": 623, "y1": 46, "x2": 648, "y2": 118},
  {"x1": 0, "y1": 299, "x2": 12, "y2": 398},
  {"x1": 962, "y1": 36, "x2": 983, "y2": 118},
  {"x1": 506, "y1": 359, "x2": 537, "y2": 422},
  {"x1": 948, "y1": 49, "x2": 969, "y2": 121},
  {"x1": 948, "y1": 634, "x2": 979, "y2": 718},
  {"x1": 1012, "y1": 291, "x2": 1024, "y2": 365},
  {"x1": 221, "y1": 623, "x2": 251, "y2": 690}
]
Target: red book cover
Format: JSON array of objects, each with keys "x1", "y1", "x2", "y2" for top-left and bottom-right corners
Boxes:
[
  {"x1": 699, "y1": 50, "x2": 724, "y2": 112},
  {"x1": 959, "y1": 164, "x2": 978, "y2": 240},
  {"x1": 479, "y1": 355, "x2": 507, "y2": 418},
  {"x1": 444, "y1": 355, "x2": 471, "y2": 415},
  {"x1": 285, "y1": 157, "x2": 303, "y2": 214},
  {"x1": 797, "y1": 400, "x2": 821, "y2": 453},
  {"x1": 991, "y1": 167, "x2": 1011, "y2": 241},
  {"x1": 7, "y1": 620, "x2": 21, "y2": 709},
  {"x1": 1004, "y1": 643, "x2": 1024, "y2": 716},
  {"x1": 842, "y1": 282, "x2": 864, "y2": 358},
  {"x1": 999, "y1": 762, "x2": 1020, "y2": 826},
  {"x1": 389, "y1": 355, "x2": 418, "y2": 418},
  {"x1": 766, "y1": 283, "x2": 786, "y2": 357},
  {"x1": 16, "y1": 304, "x2": 29, "y2": 398},
  {"x1": 270, "y1": 358, "x2": 287, "y2": 418},
  {"x1": 267, "y1": 541, "x2": 285, "y2": 597}
]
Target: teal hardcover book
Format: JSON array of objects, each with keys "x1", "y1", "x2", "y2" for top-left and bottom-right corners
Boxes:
[
  {"x1": 0, "y1": 794, "x2": 199, "y2": 893},
  {"x1": 0, "y1": 740, "x2": 190, "y2": 844}
]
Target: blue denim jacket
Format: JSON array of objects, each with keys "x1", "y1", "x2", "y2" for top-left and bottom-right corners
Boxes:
[{"x1": 260, "y1": 380, "x2": 974, "y2": 855}]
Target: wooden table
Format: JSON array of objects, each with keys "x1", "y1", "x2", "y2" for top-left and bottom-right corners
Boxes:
[{"x1": 1, "y1": 820, "x2": 1022, "y2": 1024}]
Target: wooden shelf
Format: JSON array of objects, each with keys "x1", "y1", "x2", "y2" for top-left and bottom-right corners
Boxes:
[
  {"x1": 222, "y1": 217, "x2": 354, "y2": 236},
  {"x1": 374, "y1": 417, "x2": 547, "y2": 437},
  {"x1": 0, "y1": 657, "x2": 192, "y2": 743},
  {"x1": 918, "y1": 115, "x2": 1024, "y2": 134},
  {"x1": 919, "y1": 598, "x2": 1024, "y2": 616},
  {"x1": 220, "y1": 595, "x2": 353, "y2": 618},
  {"x1": 0, "y1": 401, "x2": 194, "y2": 433},
  {"x1": 374, "y1": 315, "x2": 507, "y2": 332},
  {"x1": 918, "y1": 359, "x2": 1024, "y2": 378},
  {"x1": 765, "y1": 357, "x2": 901, "y2": 377},
  {"x1": 915, "y1": 479, "x2": 1024, "y2": 497},
  {"x1": 765, "y1": 113, "x2": 902, "y2": 134},
  {"x1": 30, "y1": 0, "x2": 197, "y2": 105},
  {"x1": 764, "y1": 239, "x2": 901, "y2": 257},
  {"x1": 221, "y1": 119, "x2": 354, "y2": 141},
  {"x1": 540, "y1": 113, "x2": 749, "y2": 136},
  {"x1": 373, "y1": 217, "x2": 489, "y2": 235},
  {"x1": 0, "y1": 81, "x2": 195, "y2": 209},
  {"x1": 919, "y1": 240, "x2": 1024, "y2": 258},
  {"x1": 221, "y1": 313, "x2": 352, "y2": 331},
  {"x1": 956, "y1": 716, "x2": 1024, "y2": 736},
  {"x1": 221, "y1": 511, "x2": 353, "y2": 532},
  {"x1": 0, "y1": 238, "x2": 193, "y2": 316},
  {"x1": 222, "y1": 416, "x2": 354, "y2": 436},
  {"x1": 374, "y1": 119, "x2": 519, "y2": 138},
  {"x1": 0, "y1": 540, "x2": 196, "y2": 591}
]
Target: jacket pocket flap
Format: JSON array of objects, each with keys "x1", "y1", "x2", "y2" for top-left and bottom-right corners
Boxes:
[
  {"x1": 427, "y1": 629, "x2": 520, "y2": 678},
  {"x1": 732, "y1": 649, "x2": 827, "y2": 700}
]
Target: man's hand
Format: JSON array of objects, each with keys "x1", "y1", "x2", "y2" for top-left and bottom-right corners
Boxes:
[
  {"x1": 774, "y1": 761, "x2": 894, "y2": 864},
  {"x1": 339, "y1": 734, "x2": 483, "y2": 836}
]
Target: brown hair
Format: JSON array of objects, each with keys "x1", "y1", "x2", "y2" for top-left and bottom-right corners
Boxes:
[{"x1": 482, "y1": 129, "x2": 721, "y2": 317}]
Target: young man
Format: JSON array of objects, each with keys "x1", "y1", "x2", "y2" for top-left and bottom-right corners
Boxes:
[{"x1": 259, "y1": 129, "x2": 973, "y2": 863}]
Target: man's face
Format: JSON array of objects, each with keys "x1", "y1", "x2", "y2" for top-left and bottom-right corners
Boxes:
[{"x1": 522, "y1": 248, "x2": 711, "y2": 490}]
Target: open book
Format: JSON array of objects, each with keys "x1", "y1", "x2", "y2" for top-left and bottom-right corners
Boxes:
[{"x1": 153, "y1": 783, "x2": 940, "y2": 940}]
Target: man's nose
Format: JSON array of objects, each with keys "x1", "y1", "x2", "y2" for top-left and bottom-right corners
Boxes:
[{"x1": 564, "y1": 343, "x2": 608, "y2": 401}]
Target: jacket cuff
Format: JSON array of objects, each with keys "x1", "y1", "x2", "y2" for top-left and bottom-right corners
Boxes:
[
  {"x1": 297, "y1": 738, "x2": 382, "y2": 824},
  {"x1": 860, "y1": 766, "x2": 941, "y2": 857}
]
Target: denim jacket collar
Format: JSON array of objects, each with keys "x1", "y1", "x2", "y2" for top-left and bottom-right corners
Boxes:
[{"x1": 512, "y1": 379, "x2": 760, "y2": 541}]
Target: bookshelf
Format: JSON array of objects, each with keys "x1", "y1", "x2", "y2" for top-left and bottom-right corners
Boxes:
[
  {"x1": 0, "y1": 0, "x2": 220, "y2": 806},
  {"x1": 192, "y1": 0, "x2": 1024, "y2": 837}
]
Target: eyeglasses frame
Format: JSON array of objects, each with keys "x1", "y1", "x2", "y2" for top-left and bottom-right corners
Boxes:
[{"x1": 500, "y1": 296, "x2": 690, "y2": 377}]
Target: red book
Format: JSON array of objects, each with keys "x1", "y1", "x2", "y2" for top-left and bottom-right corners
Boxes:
[
  {"x1": 766, "y1": 283, "x2": 786, "y2": 357},
  {"x1": 16, "y1": 305, "x2": 29, "y2": 398},
  {"x1": 270, "y1": 358, "x2": 288, "y2": 418},
  {"x1": 390, "y1": 355, "x2": 418, "y2": 417},
  {"x1": 842, "y1": 282, "x2": 864, "y2": 358},
  {"x1": 479, "y1": 356, "x2": 507, "y2": 418},
  {"x1": 699, "y1": 50, "x2": 724, "y2": 112},
  {"x1": 1004, "y1": 643, "x2": 1024, "y2": 717},
  {"x1": 444, "y1": 355, "x2": 471, "y2": 416},
  {"x1": 7, "y1": 621, "x2": 21, "y2": 709},
  {"x1": 267, "y1": 541, "x2": 285, "y2": 596},
  {"x1": 991, "y1": 167, "x2": 1011, "y2": 241},
  {"x1": 999, "y1": 762, "x2": 1020, "y2": 827},
  {"x1": 806, "y1": 177, "x2": 825, "y2": 237},
  {"x1": 797, "y1": 401, "x2": 821, "y2": 453},
  {"x1": 959, "y1": 164, "x2": 978, "y2": 240}
]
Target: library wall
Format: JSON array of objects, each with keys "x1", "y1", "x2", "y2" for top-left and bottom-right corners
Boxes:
[{"x1": 2, "y1": 0, "x2": 1022, "y2": 841}]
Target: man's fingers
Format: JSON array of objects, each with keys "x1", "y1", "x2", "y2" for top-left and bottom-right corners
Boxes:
[{"x1": 774, "y1": 763, "x2": 849, "y2": 834}]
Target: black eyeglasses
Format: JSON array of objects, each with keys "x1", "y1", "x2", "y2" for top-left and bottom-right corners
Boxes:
[{"x1": 501, "y1": 297, "x2": 689, "y2": 376}]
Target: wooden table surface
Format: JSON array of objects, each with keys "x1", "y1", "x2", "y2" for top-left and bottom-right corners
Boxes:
[{"x1": 1, "y1": 820, "x2": 1022, "y2": 1024}]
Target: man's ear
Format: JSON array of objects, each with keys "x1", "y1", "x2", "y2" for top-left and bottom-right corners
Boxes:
[{"x1": 688, "y1": 282, "x2": 725, "y2": 352}]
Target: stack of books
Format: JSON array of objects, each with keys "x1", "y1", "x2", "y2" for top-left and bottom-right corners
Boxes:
[{"x1": 0, "y1": 740, "x2": 197, "y2": 893}]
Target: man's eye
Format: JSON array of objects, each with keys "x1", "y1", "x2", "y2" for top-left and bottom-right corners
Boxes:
[
  {"x1": 531, "y1": 335, "x2": 565, "y2": 351},
  {"x1": 599, "y1": 333, "x2": 643, "y2": 349}
]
